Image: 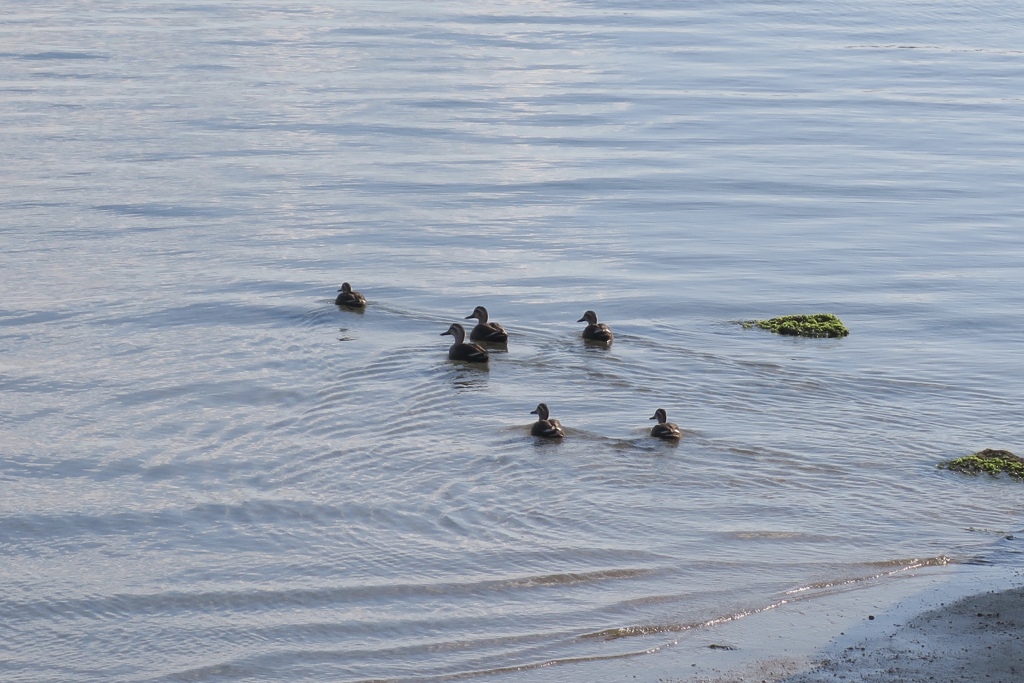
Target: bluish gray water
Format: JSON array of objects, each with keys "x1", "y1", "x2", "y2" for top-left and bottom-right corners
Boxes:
[{"x1": 2, "y1": 1, "x2": 1023, "y2": 681}]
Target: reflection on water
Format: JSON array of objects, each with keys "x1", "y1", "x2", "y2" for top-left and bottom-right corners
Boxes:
[
  {"x1": 447, "y1": 366, "x2": 490, "y2": 393},
  {"x1": 1, "y1": 1, "x2": 1023, "y2": 682}
]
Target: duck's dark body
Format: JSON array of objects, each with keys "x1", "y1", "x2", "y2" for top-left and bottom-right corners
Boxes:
[
  {"x1": 649, "y1": 408, "x2": 682, "y2": 439},
  {"x1": 577, "y1": 310, "x2": 613, "y2": 343},
  {"x1": 465, "y1": 306, "x2": 508, "y2": 343},
  {"x1": 530, "y1": 403, "x2": 564, "y2": 438},
  {"x1": 449, "y1": 343, "x2": 489, "y2": 363},
  {"x1": 441, "y1": 323, "x2": 489, "y2": 363},
  {"x1": 335, "y1": 282, "x2": 367, "y2": 308}
]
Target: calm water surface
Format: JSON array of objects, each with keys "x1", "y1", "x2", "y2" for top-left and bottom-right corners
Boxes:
[{"x1": 2, "y1": 1, "x2": 1023, "y2": 681}]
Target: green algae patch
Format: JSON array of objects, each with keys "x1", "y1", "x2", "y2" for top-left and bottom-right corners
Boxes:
[
  {"x1": 743, "y1": 313, "x2": 849, "y2": 338},
  {"x1": 938, "y1": 449, "x2": 1024, "y2": 480}
]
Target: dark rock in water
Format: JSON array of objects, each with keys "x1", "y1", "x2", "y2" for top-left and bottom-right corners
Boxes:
[
  {"x1": 743, "y1": 313, "x2": 849, "y2": 338},
  {"x1": 938, "y1": 449, "x2": 1024, "y2": 480}
]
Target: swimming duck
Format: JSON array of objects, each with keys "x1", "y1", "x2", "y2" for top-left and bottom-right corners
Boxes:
[
  {"x1": 649, "y1": 408, "x2": 682, "y2": 440},
  {"x1": 335, "y1": 282, "x2": 367, "y2": 308},
  {"x1": 577, "y1": 310, "x2": 614, "y2": 343},
  {"x1": 530, "y1": 403, "x2": 564, "y2": 438},
  {"x1": 441, "y1": 323, "x2": 489, "y2": 363},
  {"x1": 464, "y1": 305, "x2": 508, "y2": 343}
]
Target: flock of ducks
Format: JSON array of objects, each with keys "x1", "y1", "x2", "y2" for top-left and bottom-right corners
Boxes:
[{"x1": 336, "y1": 282, "x2": 683, "y2": 441}]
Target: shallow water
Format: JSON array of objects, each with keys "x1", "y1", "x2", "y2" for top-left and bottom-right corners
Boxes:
[{"x1": 2, "y1": 1, "x2": 1023, "y2": 681}]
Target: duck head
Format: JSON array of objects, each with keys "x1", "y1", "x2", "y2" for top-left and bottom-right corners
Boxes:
[
  {"x1": 465, "y1": 306, "x2": 489, "y2": 323},
  {"x1": 530, "y1": 403, "x2": 551, "y2": 420},
  {"x1": 649, "y1": 408, "x2": 668, "y2": 424},
  {"x1": 441, "y1": 322, "x2": 467, "y2": 343},
  {"x1": 577, "y1": 310, "x2": 599, "y2": 324}
]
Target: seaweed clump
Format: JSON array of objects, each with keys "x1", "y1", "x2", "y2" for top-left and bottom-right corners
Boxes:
[
  {"x1": 744, "y1": 313, "x2": 849, "y2": 338},
  {"x1": 938, "y1": 449, "x2": 1024, "y2": 480}
]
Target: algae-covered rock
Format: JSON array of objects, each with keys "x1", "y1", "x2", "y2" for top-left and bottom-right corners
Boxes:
[
  {"x1": 938, "y1": 449, "x2": 1024, "y2": 480},
  {"x1": 743, "y1": 313, "x2": 849, "y2": 338}
]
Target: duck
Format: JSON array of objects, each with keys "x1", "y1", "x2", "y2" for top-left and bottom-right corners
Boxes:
[
  {"x1": 464, "y1": 305, "x2": 508, "y2": 343},
  {"x1": 335, "y1": 282, "x2": 367, "y2": 308},
  {"x1": 530, "y1": 403, "x2": 564, "y2": 438},
  {"x1": 440, "y1": 323, "x2": 489, "y2": 363},
  {"x1": 577, "y1": 310, "x2": 614, "y2": 343},
  {"x1": 649, "y1": 408, "x2": 682, "y2": 439}
]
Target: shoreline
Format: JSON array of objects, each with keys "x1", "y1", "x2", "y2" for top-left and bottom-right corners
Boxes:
[
  {"x1": 782, "y1": 582, "x2": 1024, "y2": 683},
  {"x1": 507, "y1": 559, "x2": 1024, "y2": 683},
  {"x1": 663, "y1": 562, "x2": 1024, "y2": 683}
]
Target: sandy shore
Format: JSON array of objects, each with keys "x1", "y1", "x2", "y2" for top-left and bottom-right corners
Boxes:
[
  {"x1": 508, "y1": 562, "x2": 1024, "y2": 683},
  {"x1": 663, "y1": 563, "x2": 1024, "y2": 683},
  {"x1": 780, "y1": 585, "x2": 1024, "y2": 683}
]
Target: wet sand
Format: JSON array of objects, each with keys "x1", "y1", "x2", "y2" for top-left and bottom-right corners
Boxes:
[
  {"x1": 782, "y1": 585, "x2": 1024, "y2": 683},
  {"x1": 507, "y1": 563, "x2": 1024, "y2": 683},
  {"x1": 659, "y1": 564, "x2": 1024, "y2": 683}
]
